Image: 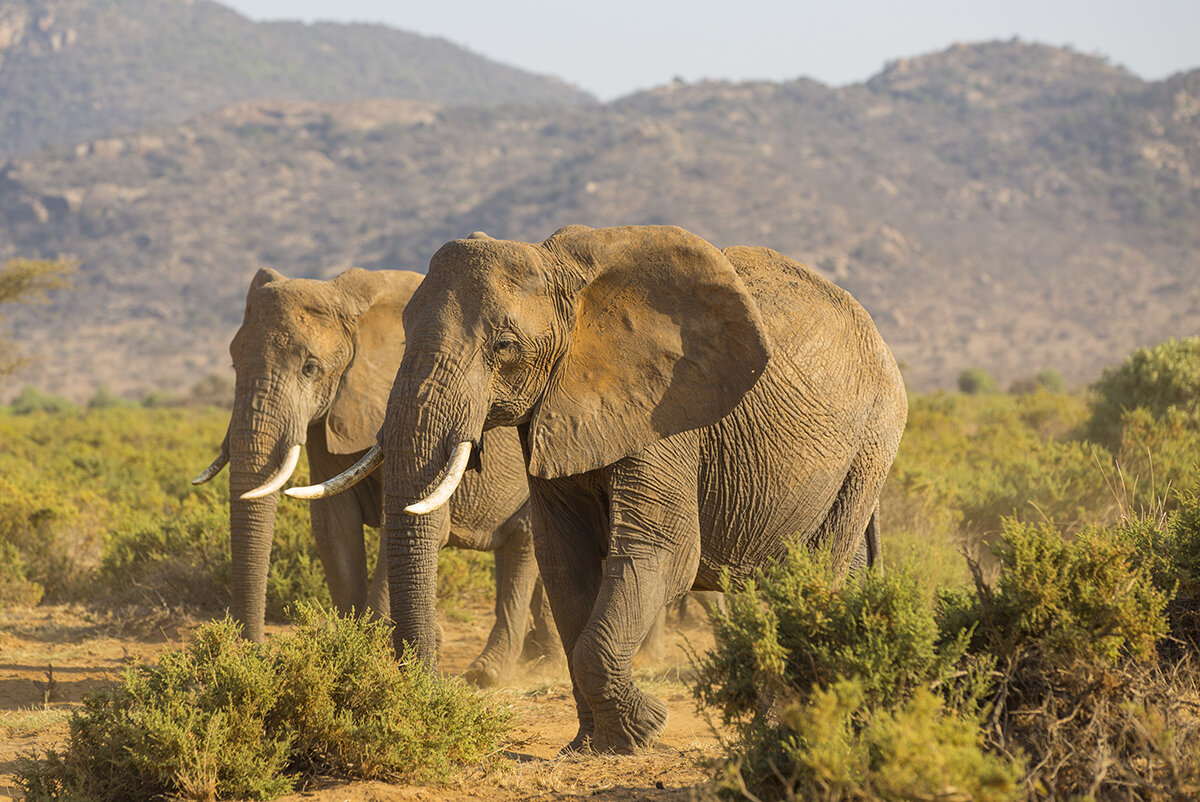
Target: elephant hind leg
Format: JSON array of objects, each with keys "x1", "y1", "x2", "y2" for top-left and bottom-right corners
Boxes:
[
  {"x1": 846, "y1": 507, "x2": 882, "y2": 577},
  {"x1": 814, "y1": 444, "x2": 892, "y2": 578},
  {"x1": 523, "y1": 577, "x2": 564, "y2": 666},
  {"x1": 464, "y1": 508, "x2": 541, "y2": 688}
]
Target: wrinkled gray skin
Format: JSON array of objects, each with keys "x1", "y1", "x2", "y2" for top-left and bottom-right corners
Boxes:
[
  {"x1": 208, "y1": 266, "x2": 559, "y2": 685},
  {"x1": 376, "y1": 225, "x2": 907, "y2": 753}
]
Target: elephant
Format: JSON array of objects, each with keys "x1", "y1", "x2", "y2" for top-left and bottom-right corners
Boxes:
[
  {"x1": 191, "y1": 265, "x2": 560, "y2": 685},
  {"x1": 287, "y1": 225, "x2": 907, "y2": 753}
]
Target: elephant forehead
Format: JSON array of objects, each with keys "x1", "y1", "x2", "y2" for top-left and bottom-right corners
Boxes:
[
  {"x1": 414, "y1": 238, "x2": 552, "y2": 325},
  {"x1": 235, "y1": 285, "x2": 346, "y2": 355}
]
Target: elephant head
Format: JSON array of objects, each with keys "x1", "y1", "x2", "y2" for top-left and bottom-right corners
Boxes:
[
  {"x1": 295, "y1": 225, "x2": 771, "y2": 664},
  {"x1": 194, "y1": 266, "x2": 420, "y2": 641}
]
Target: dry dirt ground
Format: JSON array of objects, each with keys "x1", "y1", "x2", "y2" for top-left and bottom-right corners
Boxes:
[{"x1": 0, "y1": 602, "x2": 725, "y2": 801}]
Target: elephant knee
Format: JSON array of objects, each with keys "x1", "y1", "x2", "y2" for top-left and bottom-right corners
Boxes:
[{"x1": 571, "y1": 627, "x2": 622, "y2": 701}]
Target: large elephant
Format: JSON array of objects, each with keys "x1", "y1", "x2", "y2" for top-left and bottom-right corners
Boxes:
[
  {"x1": 289, "y1": 225, "x2": 907, "y2": 753},
  {"x1": 192, "y1": 266, "x2": 559, "y2": 685}
]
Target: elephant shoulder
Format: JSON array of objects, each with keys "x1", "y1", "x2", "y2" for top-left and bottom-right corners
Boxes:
[
  {"x1": 721, "y1": 246, "x2": 877, "y2": 335},
  {"x1": 720, "y1": 246, "x2": 901, "y2": 393}
]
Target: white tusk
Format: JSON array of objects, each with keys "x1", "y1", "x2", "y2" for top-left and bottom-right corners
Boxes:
[
  {"x1": 191, "y1": 452, "x2": 228, "y2": 485},
  {"x1": 239, "y1": 444, "x2": 302, "y2": 500},
  {"x1": 284, "y1": 443, "x2": 382, "y2": 500},
  {"x1": 405, "y1": 441, "x2": 473, "y2": 516}
]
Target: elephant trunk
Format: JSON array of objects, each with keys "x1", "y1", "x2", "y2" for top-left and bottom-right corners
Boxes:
[
  {"x1": 385, "y1": 503, "x2": 445, "y2": 666},
  {"x1": 381, "y1": 352, "x2": 485, "y2": 665},
  {"x1": 227, "y1": 491, "x2": 277, "y2": 642},
  {"x1": 226, "y1": 374, "x2": 304, "y2": 642}
]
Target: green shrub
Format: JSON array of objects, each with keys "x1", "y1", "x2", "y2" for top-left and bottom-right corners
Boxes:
[
  {"x1": 0, "y1": 539, "x2": 44, "y2": 607},
  {"x1": 437, "y1": 548, "x2": 496, "y2": 620},
  {"x1": 0, "y1": 474, "x2": 98, "y2": 602},
  {"x1": 0, "y1": 405, "x2": 494, "y2": 617},
  {"x1": 947, "y1": 519, "x2": 1199, "y2": 799},
  {"x1": 953, "y1": 520, "x2": 1168, "y2": 666},
  {"x1": 1108, "y1": 406, "x2": 1200, "y2": 513},
  {"x1": 98, "y1": 491, "x2": 331, "y2": 618},
  {"x1": 0, "y1": 407, "x2": 229, "y2": 605},
  {"x1": 1035, "y1": 369, "x2": 1065, "y2": 393},
  {"x1": 732, "y1": 679, "x2": 1020, "y2": 802},
  {"x1": 8, "y1": 386, "x2": 76, "y2": 414},
  {"x1": 696, "y1": 548, "x2": 966, "y2": 722},
  {"x1": 957, "y1": 367, "x2": 998, "y2": 395},
  {"x1": 86, "y1": 386, "x2": 133, "y2": 410},
  {"x1": 16, "y1": 606, "x2": 511, "y2": 801},
  {"x1": 889, "y1": 392, "x2": 1114, "y2": 559},
  {"x1": 693, "y1": 548, "x2": 1007, "y2": 800},
  {"x1": 1085, "y1": 336, "x2": 1200, "y2": 452}
]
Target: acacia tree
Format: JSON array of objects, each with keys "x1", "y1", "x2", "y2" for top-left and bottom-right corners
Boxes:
[{"x1": 0, "y1": 257, "x2": 74, "y2": 375}]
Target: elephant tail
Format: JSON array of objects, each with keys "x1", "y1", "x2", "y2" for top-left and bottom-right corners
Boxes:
[{"x1": 865, "y1": 507, "x2": 882, "y2": 574}]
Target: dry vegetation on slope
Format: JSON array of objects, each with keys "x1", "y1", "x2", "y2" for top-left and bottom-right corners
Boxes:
[
  {"x1": 0, "y1": 40, "x2": 1197, "y2": 399},
  {"x1": 0, "y1": 0, "x2": 589, "y2": 160}
]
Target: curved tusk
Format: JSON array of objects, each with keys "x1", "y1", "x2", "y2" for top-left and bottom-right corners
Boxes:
[
  {"x1": 239, "y1": 444, "x2": 302, "y2": 500},
  {"x1": 284, "y1": 443, "x2": 382, "y2": 500},
  {"x1": 405, "y1": 441, "x2": 473, "y2": 516},
  {"x1": 191, "y1": 452, "x2": 229, "y2": 485}
]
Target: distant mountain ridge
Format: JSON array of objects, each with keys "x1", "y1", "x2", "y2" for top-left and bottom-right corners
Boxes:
[
  {"x1": 0, "y1": 0, "x2": 591, "y2": 159},
  {"x1": 1, "y1": 39, "x2": 1198, "y2": 398}
]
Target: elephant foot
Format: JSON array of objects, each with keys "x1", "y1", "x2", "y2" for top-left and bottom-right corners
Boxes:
[
  {"x1": 463, "y1": 651, "x2": 515, "y2": 688},
  {"x1": 522, "y1": 630, "x2": 565, "y2": 666},
  {"x1": 558, "y1": 730, "x2": 594, "y2": 756},
  {"x1": 591, "y1": 689, "x2": 668, "y2": 754}
]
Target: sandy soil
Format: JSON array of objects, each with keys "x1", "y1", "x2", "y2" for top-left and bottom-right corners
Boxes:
[{"x1": 0, "y1": 603, "x2": 724, "y2": 801}]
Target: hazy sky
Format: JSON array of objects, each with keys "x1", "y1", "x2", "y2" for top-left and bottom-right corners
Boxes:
[{"x1": 223, "y1": 0, "x2": 1199, "y2": 100}]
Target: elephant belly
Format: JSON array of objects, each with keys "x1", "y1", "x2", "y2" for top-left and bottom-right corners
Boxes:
[{"x1": 693, "y1": 362, "x2": 865, "y2": 589}]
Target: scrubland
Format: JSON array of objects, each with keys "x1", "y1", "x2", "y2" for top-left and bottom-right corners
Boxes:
[{"x1": 2, "y1": 338, "x2": 1200, "y2": 800}]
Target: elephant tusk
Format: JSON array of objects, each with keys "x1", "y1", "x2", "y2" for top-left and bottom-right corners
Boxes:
[
  {"x1": 239, "y1": 444, "x2": 302, "y2": 500},
  {"x1": 191, "y1": 452, "x2": 229, "y2": 485},
  {"x1": 405, "y1": 441, "x2": 473, "y2": 516},
  {"x1": 284, "y1": 443, "x2": 382, "y2": 500}
]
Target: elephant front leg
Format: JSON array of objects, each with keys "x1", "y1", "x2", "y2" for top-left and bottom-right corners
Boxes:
[
  {"x1": 573, "y1": 438, "x2": 702, "y2": 753},
  {"x1": 572, "y1": 543, "x2": 683, "y2": 753},
  {"x1": 464, "y1": 510, "x2": 542, "y2": 687},
  {"x1": 526, "y1": 475, "x2": 608, "y2": 753}
]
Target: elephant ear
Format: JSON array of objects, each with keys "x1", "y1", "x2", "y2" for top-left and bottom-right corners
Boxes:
[
  {"x1": 244, "y1": 267, "x2": 286, "y2": 313},
  {"x1": 527, "y1": 226, "x2": 772, "y2": 479},
  {"x1": 325, "y1": 268, "x2": 423, "y2": 454}
]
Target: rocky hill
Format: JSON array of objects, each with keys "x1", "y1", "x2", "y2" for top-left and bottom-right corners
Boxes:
[
  {"x1": 1, "y1": 40, "x2": 1197, "y2": 398},
  {"x1": 0, "y1": 0, "x2": 590, "y2": 160}
]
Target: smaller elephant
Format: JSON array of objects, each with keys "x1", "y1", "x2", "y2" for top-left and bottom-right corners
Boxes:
[{"x1": 192, "y1": 266, "x2": 559, "y2": 685}]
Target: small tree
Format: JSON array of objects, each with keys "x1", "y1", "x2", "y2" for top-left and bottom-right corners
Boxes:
[
  {"x1": 1035, "y1": 369, "x2": 1065, "y2": 393},
  {"x1": 957, "y1": 367, "x2": 998, "y2": 395},
  {"x1": 0, "y1": 257, "x2": 74, "y2": 375},
  {"x1": 1085, "y1": 337, "x2": 1200, "y2": 452}
]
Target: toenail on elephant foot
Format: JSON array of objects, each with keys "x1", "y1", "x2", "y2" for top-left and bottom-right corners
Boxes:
[
  {"x1": 592, "y1": 690, "x2": 669, "y2": 754},
  {"x1": 463, "y1": 661, "x2": 502, "y2": 688},
  {"x1": 559, "y1": 731, "x2": 595, "y2": 756}
]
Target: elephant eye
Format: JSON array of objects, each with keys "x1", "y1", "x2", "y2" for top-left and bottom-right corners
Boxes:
[
  {"x1": 493, "y1": 335, "x2": 521, "y2": 364},
  {"x1": 301, "y1": 359, "x2": 321, "y2": 378}
]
